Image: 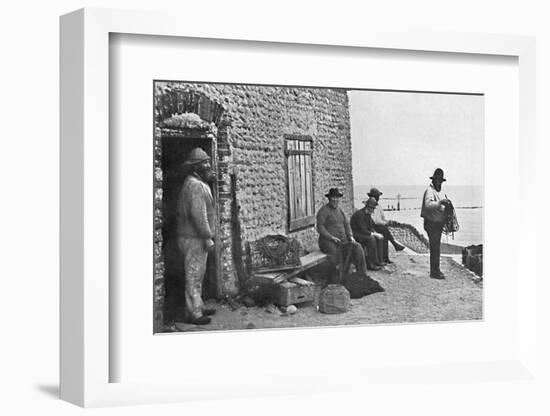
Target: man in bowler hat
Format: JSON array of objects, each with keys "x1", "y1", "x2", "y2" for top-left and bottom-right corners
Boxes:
[
  {"x1": 421, "y1": 168, "x2": 451, "y2": 279},
  {"x1": 367, "y1": 187, "x2": 405, "y2": 263},
  {"x1": 350, "y1": 197, "x2": 385, "y2": 271},
  {"x1": 316, "y1": 188, "x2": 368, "y2": 280}
]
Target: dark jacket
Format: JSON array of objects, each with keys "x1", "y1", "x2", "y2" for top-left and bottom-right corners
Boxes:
[{"x1": 350, "y1": 208, "x2": 376, "y2": 244}]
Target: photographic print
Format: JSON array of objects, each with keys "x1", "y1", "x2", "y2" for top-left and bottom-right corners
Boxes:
[{"x1": 153, "y1": 81, "x2": 483, "y2": 333}]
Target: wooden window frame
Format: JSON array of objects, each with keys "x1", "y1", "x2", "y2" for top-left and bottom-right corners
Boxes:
[{"x1": 284, "y1": 135, "x2": 315, "y2": 232}]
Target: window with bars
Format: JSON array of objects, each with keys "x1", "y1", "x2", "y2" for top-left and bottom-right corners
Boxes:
[{"x1": 285, "y1": 135, "x2": 315, "y2": 231}]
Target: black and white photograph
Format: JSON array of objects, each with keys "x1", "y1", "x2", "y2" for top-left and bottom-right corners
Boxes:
[
  {"x1": 4, "y1": 0, "x2": 547, "y2": 413},
  {"x1": 153, "y1": 81, "x2": 483, "y2": 333}
]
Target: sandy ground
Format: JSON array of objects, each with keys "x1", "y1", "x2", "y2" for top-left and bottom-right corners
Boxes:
[{"x1": 172, "y1": 248, "x2": 483, "y2": 333}]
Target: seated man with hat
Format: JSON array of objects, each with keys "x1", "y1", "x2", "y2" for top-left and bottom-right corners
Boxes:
[
  {"x1": 350, "y1": 197, "x2": 385, "y2": 271},
  {"x1": 316, "y1": 188, "x2": 368, "y2": 281},
  {"x1": 367, "y1": 187, "x2": 405, "y2": 263}
]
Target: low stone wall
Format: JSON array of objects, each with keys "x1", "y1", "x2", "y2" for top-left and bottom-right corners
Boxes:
[
  {"x1": 388, "y1": 222, "x2": 430, "y2": 253},
  {"x1": 389, "y1": 221, "x2": 464, "y2": 255}
]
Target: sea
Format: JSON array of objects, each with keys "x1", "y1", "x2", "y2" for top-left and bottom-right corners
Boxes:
[{"x1": 354, "y1": 185, "x2": 484, "y2": 248}]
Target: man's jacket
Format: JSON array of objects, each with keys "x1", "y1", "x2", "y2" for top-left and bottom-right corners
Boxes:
[
  {"x1": 350, "y1": 208, "x2": 376, "y2": 244},
  {"x1": 421, "y1": 183, "x2": 445, "y2": 223},
  {"x1": 177, "y1": 173, "x2": 215, "y2": 239}
]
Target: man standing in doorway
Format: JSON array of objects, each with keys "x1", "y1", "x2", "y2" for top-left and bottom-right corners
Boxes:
[
  {"x1": 316, "y1": 188, "x2": 368, "y2": 280},
  {"x1": 421, "y1": 168, "x2": 451, "y2": 279},
  {"x1": 177, "y1": 148, "x2": 217, "y2": 325},
  {"x1": 368, "y1": 187, "x2": 405, "y2": 263}
]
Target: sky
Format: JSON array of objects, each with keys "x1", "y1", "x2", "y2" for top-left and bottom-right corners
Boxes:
[{"x1": 348, "y1": 90, "x2": 484, "y2": 187}]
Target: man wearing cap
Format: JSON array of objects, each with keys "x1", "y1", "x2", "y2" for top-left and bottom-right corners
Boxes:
[
  {"x1": 316, "y1": 188, "x2": 367, "y2": 279},
  {"x1": 176, "y1": 147, "x2": 217, "y2": 325},
  {"x1": 421, "y1": 168, "x2": 451, "y2": 279},
  {"x1": 350, "y1": 197, "x2": 385, "y2": 271},
  {"x1": 368, "y1": 187, "x2": 405, "y2": 263}
]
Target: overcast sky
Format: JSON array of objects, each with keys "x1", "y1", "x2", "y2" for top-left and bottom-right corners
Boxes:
[{"x1": 348, "y1": 90, "x2": 484, "y2": 187}]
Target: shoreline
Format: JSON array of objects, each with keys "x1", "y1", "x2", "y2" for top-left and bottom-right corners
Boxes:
[
  {"x1": 381, "y1": 206, "x2": 483, "y2": 211},
  {"x1": 388, "y1": 221, "x2": 483, "y2": 279}
]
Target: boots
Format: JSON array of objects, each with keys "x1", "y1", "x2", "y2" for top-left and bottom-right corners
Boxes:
[
  {"x1": 184, "y1": 315, "x2": 211, "y2": 325},
  {"x1": 367, "y1": 261, "x2": 382, "y2": 271},
  {"x1": 393, "y1": 242, "x2": 405, "y2": 251}
]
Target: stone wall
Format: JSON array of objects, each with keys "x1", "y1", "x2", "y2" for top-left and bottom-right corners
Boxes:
[
  {"x1": 154, "y1": 82, "x2": 354, "y2": 329},
  {"x1": 153, "y1": 128, "x2": 164, "y2": 330},
  {"x1": 156, "y1": 81, "x2": 353, "y2": 243}
]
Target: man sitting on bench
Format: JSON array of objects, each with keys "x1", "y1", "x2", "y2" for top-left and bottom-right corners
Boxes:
[
  {"x1": 367, "y1": 187, "x2": 405, "y2": 263},
  {"x1": 350, "y1": 197, "x2": 385, "y2": 271},
  {"x1": 316, "y1": 188, "x2": 367, "y2": 282}
]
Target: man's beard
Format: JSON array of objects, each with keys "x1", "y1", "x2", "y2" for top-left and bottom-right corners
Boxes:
[
  {"x1": 433, "y1": 182, "x2": 442, "y2": 192},
  {"x1": 196, "y1": 165, "x2": 215, "y2": 183}
]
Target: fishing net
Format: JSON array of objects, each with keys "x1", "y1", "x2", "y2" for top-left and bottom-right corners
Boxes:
[{"x1": 443, "y1": 200, "x2": 459, "y2": 237}]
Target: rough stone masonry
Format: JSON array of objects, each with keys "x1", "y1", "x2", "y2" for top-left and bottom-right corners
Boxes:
[{"x1": 154, "y1": 81, "x2": 354, "y2": 331}]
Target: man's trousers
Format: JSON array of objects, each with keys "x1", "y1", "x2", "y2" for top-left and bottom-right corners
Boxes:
[
  {"x1": 423, "y1": 219, "x2": 444, "y2": 275},
  {"x1": 357, "y1": 234, "x2": 383, "y2": 266},
  {"x1": 319, "y1": 239, "x2": 367, "y2": 281},
  {"x1": 178, "y1": 236, "x2": 208, "y2": 319},
  {"x1": 373, "y1": 224, "x2": 394, "y2": 261}
]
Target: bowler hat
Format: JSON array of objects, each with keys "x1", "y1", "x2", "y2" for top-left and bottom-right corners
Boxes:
[
  {"x1": 430, "y1": 168, "x2": 446, "y2": 182},
  {"x1": 325, "y1": 188, "x2": 344, "y2": 198},
  {"x1": 367, "y1": 187, "x2": 383, "y2": 198},
  {"x1": 183, "y1": 147, "x2": 210, "y2": 166},
  {"x1": 364, "y1": 197, "x2": 378, "y2": 209}
]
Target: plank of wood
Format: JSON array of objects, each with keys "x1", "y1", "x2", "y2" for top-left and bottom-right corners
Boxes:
[
  {"x1": 300, "y1": 251, "x2": 328, "y2": 268},
  {"x1": 289, "y1": 277, "x2": 314, "y2": 286},
  {"x1": 272, "y1": 251, "x2": 328, "y2": 284}
]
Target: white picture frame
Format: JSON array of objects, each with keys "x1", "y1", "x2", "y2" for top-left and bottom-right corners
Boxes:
[{"x1": 60, "y1": 8, "x2": 537, "y2": 408}]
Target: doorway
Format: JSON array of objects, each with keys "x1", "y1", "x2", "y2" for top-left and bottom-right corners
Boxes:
[{"x1": 161, "y1": 135, "x2": 220, "y2": 323}]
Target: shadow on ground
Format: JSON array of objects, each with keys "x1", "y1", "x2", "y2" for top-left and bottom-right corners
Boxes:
[{"x1": 35, "y1": 384, "x2": 59, "y2": 399}]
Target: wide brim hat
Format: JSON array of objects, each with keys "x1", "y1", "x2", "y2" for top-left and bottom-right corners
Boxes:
[
  {"x1": 367, "y1": 187, "x2": 383, "y2": 198},
  {"x1": 325, "y1": 188, "x2": 344, "y2": 198},
  {"x1": 364, "y1": 197, "x2": 378, "y2": 209},
  {"x1": 183, "y1": 147, "x2": 210, "y2": 166},
  {"x1": 430, "y1": 168, "x2": 447, "y2": 182}
]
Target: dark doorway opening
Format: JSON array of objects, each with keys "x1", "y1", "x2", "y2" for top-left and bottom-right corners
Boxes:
[{"x1": 161, "y1": 135, "x2": 219, "y2": 324}]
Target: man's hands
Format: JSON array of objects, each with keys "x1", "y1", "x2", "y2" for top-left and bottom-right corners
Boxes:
[
  {"x1": 373, "y1": 232, "x2": 384, "y2": 239},
  {"x1": 331, "y1": 236, "x2": 357, "y2": 244},
  {"x1": 205, "y1": 238, "x2": 215, "y2": 252},
  {"x1": 439, "y1": 199, "x2": 451, "y2": 211}
]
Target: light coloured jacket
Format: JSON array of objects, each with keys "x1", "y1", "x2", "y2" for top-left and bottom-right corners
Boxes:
[
  {"x1": 177, "y1": 173, "x2": 215, "y2": 239},
  {"x1": 372, "y1": 205, "x2": 387, "y2": 226},
  {"x1": 421, "y1": 183, "x2": 445, "y2": 223}
]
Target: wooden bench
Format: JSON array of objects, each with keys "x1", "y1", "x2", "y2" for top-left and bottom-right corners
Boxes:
[{"x1": 252, "y1": 250, "x2": 328, "y2": 285}]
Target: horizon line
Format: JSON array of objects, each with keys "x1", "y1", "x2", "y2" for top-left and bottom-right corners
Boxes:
[{"x1": 355, "y1": 183, "x2": 484, "y2": 187}]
